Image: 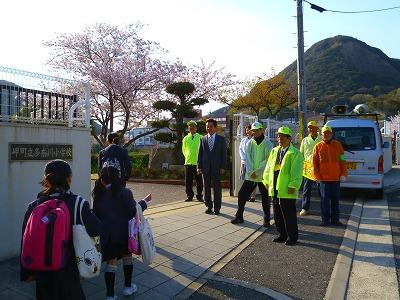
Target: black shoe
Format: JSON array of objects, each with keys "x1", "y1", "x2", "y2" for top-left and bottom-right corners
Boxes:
[
  {"x1": 231, "y1": 217, "x2": 244, "y2": 224},
  {"x1": 320, "y1": 222, "x2": 329, "y2": 227},
  {"x1": 185, "y1": 198, "x2": 193, "y2": 202},
  {"x1": 332, "y1": 221, "x2": 345, "y2": 226},
  {"x1": 214, "y1": 211, "x2": 220, "y2": 215},
  {"x1": 196, "y1": 195, "x2": 204, "y2": 202},
  {"x1": 205, "y1": 208, "x2": 213, "y2": 214},
  {"x1": 263, "y1": 220, "x2": 271, "y2": 228},
  {"x1": 273, "y1": 237, "x2": 286, "y2": 243},
  {"x1": 285, "y1": 240, "x2": 297, "y2": 246}
]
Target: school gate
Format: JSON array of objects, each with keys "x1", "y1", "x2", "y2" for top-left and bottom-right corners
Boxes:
[{"x1": 0, "y1": 66, "x2": 91, "y2": 261}]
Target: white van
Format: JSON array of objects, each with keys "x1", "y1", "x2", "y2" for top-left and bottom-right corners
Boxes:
[{"x1": 325, "y1": 117, "x2": 388, "y2": 198}]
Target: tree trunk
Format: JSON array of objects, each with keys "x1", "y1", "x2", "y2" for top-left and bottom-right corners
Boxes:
[
  {"x1": 109, "y1": 90, "x2": 114, "y2": 133},
  {"x1": 176, "y1": 115, "x2": 184, "y2": 165}
]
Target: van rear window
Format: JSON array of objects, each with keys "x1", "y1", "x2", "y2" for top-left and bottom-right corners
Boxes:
[{"x1": 332, "y1": 127, "x2": 376, "y2": 151}]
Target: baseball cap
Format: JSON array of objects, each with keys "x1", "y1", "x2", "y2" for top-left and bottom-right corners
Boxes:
[
  {"x1": 322, "y1": 126, "x2": 332, "y2": 133},
  {"x1": 251, "y1": 121, "x2": 263, "y2": 130},
  {"x1": 307, "y1": 121, "x2": 318, "y2": 127},
  {"x1": 187, "y1": 120, "x2": 197, "y2": 126},
  {"x1": 277, "y1": 126, "x2": 293, "y2": 137}
]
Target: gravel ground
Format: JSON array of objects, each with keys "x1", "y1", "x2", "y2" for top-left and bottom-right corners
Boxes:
[
  {"x1": 188, "y1": 280, "x2": 274, "y2": 300},
  {"x1": 190, "y1": 189, "x2": 355, "y2": 300},
  {"x1": 91, "y1": 180, "x2": 229, "y2": 206}
]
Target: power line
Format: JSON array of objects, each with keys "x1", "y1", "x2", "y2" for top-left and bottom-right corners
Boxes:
[{"x1": 303, "y1": 0, "x2": 400, "y2": 14}]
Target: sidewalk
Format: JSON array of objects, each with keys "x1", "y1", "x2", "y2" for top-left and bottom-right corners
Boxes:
[
  {"x1": 345, "y1": 167, "x2": 400, "y2": 300},
  {"x1": 0, "y1": 193, "x2": 266, "y2": 300}
]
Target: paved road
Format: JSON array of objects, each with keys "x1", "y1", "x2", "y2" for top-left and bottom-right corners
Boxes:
[
  {"x1": 388, "y1": 188, "x2": 400, "y2": 290},
  {"x1": 190, "y1": 190, "x2": 355, "y2": 300}
]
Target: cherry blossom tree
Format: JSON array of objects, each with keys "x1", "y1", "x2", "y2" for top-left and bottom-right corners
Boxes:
[
  {"x1": 45, "y1": 23, "x2": 172, "y2": 147},
  {"x1": 45, "y1": 23, "x2": 237, "y2": 149},
  {"x1": 389, "y1": 113, "x2": 400, "y2": 135}
]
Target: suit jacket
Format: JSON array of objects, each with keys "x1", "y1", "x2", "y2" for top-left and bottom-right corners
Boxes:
[{"x1": 198, "y1": 134, "x2": 227, "y2": 175}]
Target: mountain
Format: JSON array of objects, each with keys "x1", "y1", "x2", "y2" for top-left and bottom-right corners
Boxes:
[{"x1": 282, "y1": 35, "x2": 400, "y2": 101}]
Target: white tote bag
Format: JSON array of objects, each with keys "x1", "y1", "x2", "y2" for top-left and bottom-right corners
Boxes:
[
  {"x1": 72, "y1": 197, "x2": 102, "y2": 279},
  {"x1": 137, "y1": 203, "x2": 156, "y2": 265}
]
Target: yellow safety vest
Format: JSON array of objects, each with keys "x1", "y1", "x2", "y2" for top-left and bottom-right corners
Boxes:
[{"x1": 300, "y1": 134, "x2": 322, "y2": 180}]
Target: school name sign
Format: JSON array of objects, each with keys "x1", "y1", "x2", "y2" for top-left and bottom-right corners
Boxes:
[{"x1": 9, "y1": 143, "x2": 73, "y2": 161}]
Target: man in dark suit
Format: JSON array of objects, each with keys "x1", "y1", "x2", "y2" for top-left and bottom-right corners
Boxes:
[
  {"x1": 197, "y1": 118, "x2": 227, "y2": 215},
  {"x1": 98, "y1": 132, "x2": 132, "y2": 186}
]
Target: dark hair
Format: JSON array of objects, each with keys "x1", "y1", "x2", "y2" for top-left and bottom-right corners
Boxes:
[
  {"x1": 107, "y1": 132, "x2": 120, "y2": 145},
  {"x1": 40, "y1": 160, "x2": 72, "y2": 196},
  {"x1": 206, "y1": 118, "x2": 217, "y2": 127},
  {"x1": 245, "y1": 124, "x2": 251, "y2": 130},
  {"x1": 92, "y1": 165, "x2": 122, "y2": 201}
]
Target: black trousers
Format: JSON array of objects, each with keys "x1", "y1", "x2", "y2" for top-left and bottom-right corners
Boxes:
[
  {"x1": 236, "y1": 180, "x2": 271, "y2": 221},
  {"x1": 203, "y1": 172, "x2": 222, "y2": 212},
  {"x1": 185, "y1": 165, "x2": 203, "y2": 199},
  {"x1": 272, "y1": 194, "x2": 298, "y2": 242}
]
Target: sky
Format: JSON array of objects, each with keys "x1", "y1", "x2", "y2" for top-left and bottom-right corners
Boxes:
[{"x1": 1, "y1": 0, "x2": 399, "y2": 115}]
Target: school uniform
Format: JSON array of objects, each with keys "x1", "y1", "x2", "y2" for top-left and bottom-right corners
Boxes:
[
  {"x1": 93, "y1": 187, "x2": 147, "y2": 261},
  {"x1": 20, "y1": 191, "x2": 103, "y2": 300}
]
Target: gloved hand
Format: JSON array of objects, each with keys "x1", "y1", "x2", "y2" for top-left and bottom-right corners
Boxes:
[{"x1": 340, "y1": 176, "x2": 347, "y2": 182}]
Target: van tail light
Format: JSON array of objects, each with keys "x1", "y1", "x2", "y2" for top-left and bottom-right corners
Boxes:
[{"x1": 378, "y1": 155, "x2": 384, "y2": 174}]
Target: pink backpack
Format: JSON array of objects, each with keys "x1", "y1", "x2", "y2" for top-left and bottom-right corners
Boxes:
[{"x1": 21, "y1": 198, "x2": 71, "y2": 271}]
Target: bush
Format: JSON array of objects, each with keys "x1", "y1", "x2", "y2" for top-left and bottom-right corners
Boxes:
[
  {"x1": 91, "y1": 151, "x2": 149, "y2": 174},
  {"x1": 129, "y1": 152, "x2": 149, "y2": 170}
]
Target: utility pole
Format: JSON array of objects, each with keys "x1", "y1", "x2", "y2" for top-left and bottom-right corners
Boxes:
[{"x1": 296, "y1": 0, "x2": 307, "y2": 142}]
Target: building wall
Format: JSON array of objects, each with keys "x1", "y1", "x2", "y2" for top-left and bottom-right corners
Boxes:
[
  {"x1": 127, "y1": 127, "x2": 172, "y2": 148},
  {"x1": 0, "y1": 123, "x2": 91, "y2": 261}
]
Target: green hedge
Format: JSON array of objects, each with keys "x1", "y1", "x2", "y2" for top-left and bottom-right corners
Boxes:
[{"x1": 91, "y1": 151, "x2": 149, "y2": 174}]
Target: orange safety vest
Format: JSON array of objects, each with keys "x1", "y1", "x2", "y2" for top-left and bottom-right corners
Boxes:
[{"x1": 312, "y1": 139, "x2": 348, "y2": 181}]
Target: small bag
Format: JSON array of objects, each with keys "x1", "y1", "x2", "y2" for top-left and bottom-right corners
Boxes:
[
  {"x1": 72, "y1": 197, "x2": 102, "y2": 279},
  {"x1": 128, "y1": 207, "x2": 141, "y2": 255},
  {"x1": 137, "y1": 204, "x2": 156, "y2": 265}
]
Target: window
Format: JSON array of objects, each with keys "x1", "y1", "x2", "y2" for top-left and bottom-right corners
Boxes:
[{"x1": 332, "y1": 127, "x2": 376, "y2": 151}]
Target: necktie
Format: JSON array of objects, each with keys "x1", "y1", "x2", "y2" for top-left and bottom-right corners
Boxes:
[
  {"x1": 279, "y1": 148, "x2": 285, "y2": 163},
  {"x1": 208, "y1": 135, "x2": 214, "y2": 151}
]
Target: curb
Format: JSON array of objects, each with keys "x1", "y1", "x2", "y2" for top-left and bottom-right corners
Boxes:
[
  {"x1": 173, "y1": 222, "x2": 292, "y2": 300},
  {"x1": 324, "y1": 197, "x2": 364, "y2": 300}
]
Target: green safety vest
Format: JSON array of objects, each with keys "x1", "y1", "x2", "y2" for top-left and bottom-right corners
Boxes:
[
  {"x1": 262, "y1": 144, "x2": 304, "y2": 199},
  {"x1": 182, "y1": 133, "x2": 202, "y2": 165},
  {"x1": 245, "y1": 138, "x2": 273, "y2": 182}
]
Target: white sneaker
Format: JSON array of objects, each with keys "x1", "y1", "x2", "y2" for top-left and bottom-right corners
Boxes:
[
  {"x1": 300, "y1": 209, "x2": 308, "y2": 216},
  {"x1": 106, "y1": 296, "x2": 117, "y2": 300},
  {"x1": 122, "y1": 283, "x2": 138, "y2": 296}
]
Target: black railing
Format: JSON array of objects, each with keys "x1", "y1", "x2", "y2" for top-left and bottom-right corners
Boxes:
[{"x1": 0, "y1": 84, "x2": 78, "y2": 124}]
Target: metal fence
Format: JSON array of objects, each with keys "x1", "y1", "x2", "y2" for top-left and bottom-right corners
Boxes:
[{"x1": 0, "y1": 66, "x2": 90, "y2": 127}]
